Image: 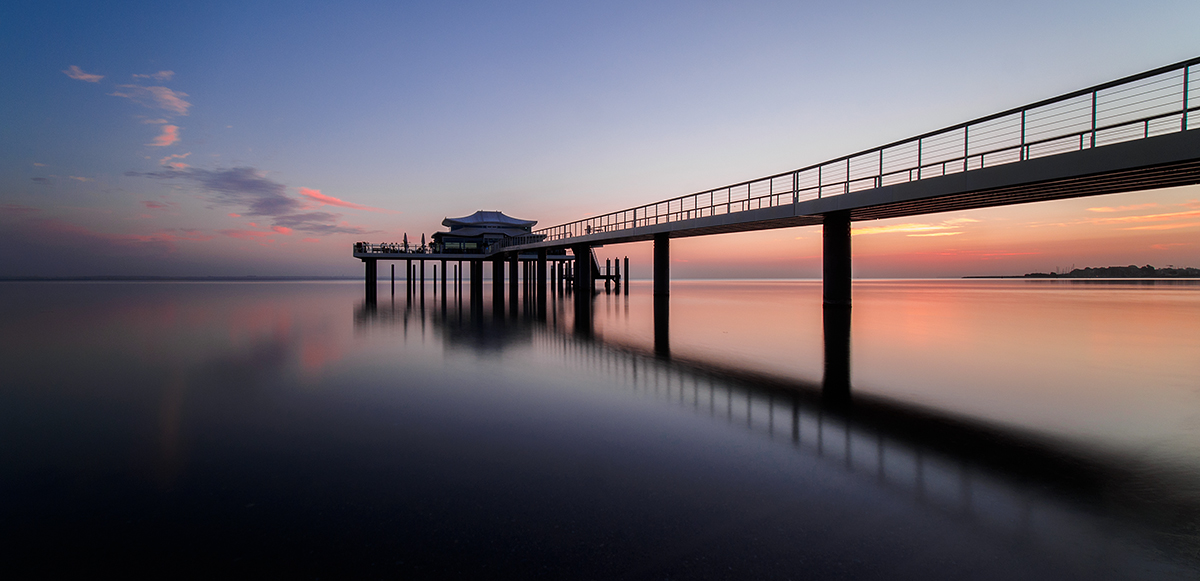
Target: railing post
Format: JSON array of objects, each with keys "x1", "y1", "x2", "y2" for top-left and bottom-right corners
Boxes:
[
  {"x1": 1090, "y1": 90, "x2": 1098, "y2": 148},
  {"x1": 916, "y1": 138, "x2": 923, "y2": 180},
  {"x1": 963, "y1": 126, "x2": 969, "y2": 171},
  {"x1": 1185, "y1": 65, "x2": 1191, "y2": 132},
  {"x1": 1020, "y1": 109, "x2": 1027, "y2": 160}
]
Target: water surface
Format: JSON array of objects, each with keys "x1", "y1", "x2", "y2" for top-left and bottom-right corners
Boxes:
[{"x1": 2, "y1": 279, "x2": 1198, "y2": 578}]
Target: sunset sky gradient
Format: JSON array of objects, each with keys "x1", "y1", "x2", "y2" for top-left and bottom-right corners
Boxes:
[{"x1": 2, "y1": 0, "x2": 1198, "y2": 278}]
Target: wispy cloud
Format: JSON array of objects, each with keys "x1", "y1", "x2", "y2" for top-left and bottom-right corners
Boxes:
[
  {"x1": 142, "y1": 201, "x2": 169, "y2": 210},
  {"x1": 853, "y1": 217, "x2": 979, "y2": 237},
  {"x1": 159, "y1": 152, "x2": 190, "y2": 168},
  {"x1": 148, "y1": 125, "x2": 180, "y2": 147},
  {"x1": 31, "y1": 177, "x2": 48, "y2": 184},
  {"x1": 907, "y1": 231, "x2": 963, "y2": 237},
  {"x1": 128, "y1": 166, "x2": 368, "y2": 235},
  {"x1": 33, "y1": 162, "x2": 47, "y2": 167},
  {"x1": 298, "y1": 187, "x2": 390, "y2": 212},
  {"x1": 1, "y1": 204, "x2": 42, "y2": 216},
  {"x1": 219, "y1": 229, "x2": 272, "y2": 240},
  {"x1": 1121, "y1": 222, "x2": 1200, "y2": 231},
  {"x1": 110, "y1": 85, "x2": 191, "y2": 115},
  {"x1": 63, "y1": 65, "x2": 103, "y2": 82},
  {"x1": 272, "y1": 226, "x2": 293, "y2": 235},
  {"x1": 1087, "y1": 203, "x2": 1158, "y2": 213},
  {"x1": 133, "y1": 70, "x2": 174, "y2": 81},
  {"x1": 141, "y1": 118, "x2": 169, "y2": 125},
  {"x1": 68, "y1": 176, "x2": 92, "y2": 182}
]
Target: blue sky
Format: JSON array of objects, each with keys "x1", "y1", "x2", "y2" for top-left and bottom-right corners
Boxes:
[{"x1": 2, "y1": 0, "x2": 1198, "y2": 277}]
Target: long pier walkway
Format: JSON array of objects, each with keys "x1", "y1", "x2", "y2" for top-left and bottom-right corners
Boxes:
[{"x1": 357, "y1": 57, "x2": 1200, "y2": 307}]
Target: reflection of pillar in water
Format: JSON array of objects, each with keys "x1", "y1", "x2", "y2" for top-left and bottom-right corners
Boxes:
[
  {"x1": 822, "y1": 304, "x2": 851, "y2": 404},
  {"x1": 654, "y1": 293, "x2": 670, "y2": 359},
  {"x1": 573, "y1": 278, "x2": 593, "y2": 339},
  {"x1": 391, "y1": 263, "x2": 395, "y2": 296}
]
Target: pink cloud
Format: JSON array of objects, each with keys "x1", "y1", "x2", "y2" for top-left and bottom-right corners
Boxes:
[
  {"x1": 142, "y1": 201, "x2": 168, "y2": 210},
  {"x1": 298, "y1": 187, "x2": 388, "y2": 212},
  {"x1": 133, "y1": 70, "x2": 174, "y2": 81},
  {"x1": 302, "y1": 237, "x2": 320, "y2": 243},
  {"x1": 110, "y1": 85, "x2": 191, "y2": 115},
  {"x1": 63, "y1": 65, "x2": 103, "y2": 82},
  {"x1": 272, "y1": 226, "x2": 293, "y2": 235},
  {"x1": 149, "y1": 125, "x2": 180, "y2": 147},
  {"x1": 219, "y1": 229, "x2": 272, "y2": 240},
  {"x1": 159, "y1": 152, "x2": 190, "y2": 168},
  {"x1": 228, "y1": 213, "x2": 241, "y2": 218}
]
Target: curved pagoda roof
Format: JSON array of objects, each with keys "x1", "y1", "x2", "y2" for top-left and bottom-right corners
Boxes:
[{"x1": 442, "y1": 210, "x2": 536, "y2": 229}]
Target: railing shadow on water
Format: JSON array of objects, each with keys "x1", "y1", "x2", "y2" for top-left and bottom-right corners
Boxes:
[{"x1": 354, "y1": 283, "x2": 1200, "y2": 573}]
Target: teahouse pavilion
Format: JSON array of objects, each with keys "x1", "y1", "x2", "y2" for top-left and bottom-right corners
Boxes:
[{"x1": 432, "y1": 210, "x2": 543, "y2": 253}]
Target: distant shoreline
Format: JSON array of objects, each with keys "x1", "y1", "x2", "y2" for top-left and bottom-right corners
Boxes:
[{"x1": 965, "y1": 265, "x2": 1200, "y2": 279}]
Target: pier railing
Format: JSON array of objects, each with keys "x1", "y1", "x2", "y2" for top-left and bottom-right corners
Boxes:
[{"x1": 534, "y1": 57, "x2": 1200, "y2": 243}]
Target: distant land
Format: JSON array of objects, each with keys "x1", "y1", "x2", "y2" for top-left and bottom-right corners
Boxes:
[{"x1": 966, "y1": 265, "x2": 1200, "y2": 279}]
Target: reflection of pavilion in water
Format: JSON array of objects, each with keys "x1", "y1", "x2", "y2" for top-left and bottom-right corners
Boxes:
[{"x1": 355, "y1": 283, "x2": 1199, "y2": 574}]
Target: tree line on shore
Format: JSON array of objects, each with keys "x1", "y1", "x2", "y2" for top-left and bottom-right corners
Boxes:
[{"x1": 1023, "y1": 265, "x2": 1200, "y2": 278}]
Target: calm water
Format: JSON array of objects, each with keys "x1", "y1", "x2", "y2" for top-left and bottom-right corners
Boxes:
[{"x1": 2, "y1": 279, "x2": 1198, "y2": 578}]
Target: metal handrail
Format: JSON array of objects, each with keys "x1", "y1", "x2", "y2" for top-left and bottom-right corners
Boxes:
[{"x1": 533, "y1": 57, "x2": 1200, "y2": 243}]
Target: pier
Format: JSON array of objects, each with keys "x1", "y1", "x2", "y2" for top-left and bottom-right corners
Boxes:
[{"x1": 356, "y1": 57, "x2": 1200, "y2": 396}]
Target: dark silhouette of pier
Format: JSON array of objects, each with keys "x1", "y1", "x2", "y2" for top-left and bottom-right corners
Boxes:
[{"x1": 358, "y1": 57, "x2": 1200, "y2": 308}]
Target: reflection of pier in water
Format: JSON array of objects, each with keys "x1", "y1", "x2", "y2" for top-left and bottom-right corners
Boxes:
[{"x1": 355, "y1": 285, "x2": 1199, "y2": 574}]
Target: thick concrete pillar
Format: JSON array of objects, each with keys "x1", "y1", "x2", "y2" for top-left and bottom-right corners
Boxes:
[
  {"x1": 572, "y1": 245, "x2": 592, "y2": 292},
  {"x1": 492, "y1": 258, "x2": 505, "y2": 316},
  {"x1": 364, "y1": 258, "x2": 377, "y2": 304},
  {"x1": 823, "y1": 210, "x2": 852, "y2": 307},
  {"x1": 653, "y1": 234, "x2": 669, "y2": 296}
]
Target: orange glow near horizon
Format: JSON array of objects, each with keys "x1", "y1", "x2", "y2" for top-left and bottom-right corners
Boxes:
[{"x1": 657, "y1": 185, "x2": 1200, "y2": 279}]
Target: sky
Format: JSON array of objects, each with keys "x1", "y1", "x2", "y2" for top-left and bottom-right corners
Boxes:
[{"x1": 2, "y1": 0, "x2": 1198, "y2": 279}]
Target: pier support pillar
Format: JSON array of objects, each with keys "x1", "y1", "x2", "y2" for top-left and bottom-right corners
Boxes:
[
  {"x1": 509, "y1": 254, "x2": 519, "y2": 315},
  {"x1": 537, "y1": 249, "x2": 547, "y2": 320},
  {"x1": 572, "y1": 245, "x2": 592, "y2": 292},
  {"x1": 492, "y1": 257, "x2": 505, "y2": 316},
  {"x1": 624, "y1": 256, "x2": 629, "y2": 295},
  {"x1": 441, "y1": 259, "x2": 447, "y2": 298},
  {"x1": 823, "y1": 210, "x2": 852, "y2": 307},
  {"x1": 654, "y1": 234, "x2": 669, "y2": 296},
  {"x1": 364, "y1": 258, "x2": 377, "y2": 304}
]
